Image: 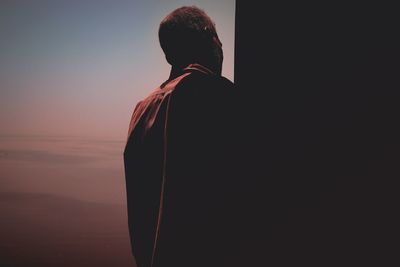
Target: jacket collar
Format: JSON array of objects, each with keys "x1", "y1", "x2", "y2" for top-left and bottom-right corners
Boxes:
[
  {"x1": 183, "y1": 64, "x2": 215, "y2": 76},
  {"x1": 162, "y1": 64, "x2": 215, "y2": 89}
]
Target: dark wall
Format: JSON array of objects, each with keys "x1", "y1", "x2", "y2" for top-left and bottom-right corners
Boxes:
[{"x1": 233, "y1": 2, "x2": 399, "y2": 266}]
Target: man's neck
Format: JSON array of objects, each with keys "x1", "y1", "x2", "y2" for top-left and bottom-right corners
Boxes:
[{"x1": 168, "y1": 66, "x2": 186, "y2": 80}]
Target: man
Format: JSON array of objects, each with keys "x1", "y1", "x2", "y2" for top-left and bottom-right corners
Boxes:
[{"x1": 124, "y1": 6, "x2": 236, "y2": 267}]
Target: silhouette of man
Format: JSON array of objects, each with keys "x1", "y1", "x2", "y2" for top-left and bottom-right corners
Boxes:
[{"x1": 124, "y1": 6, "x2": 236, "y2": 267}]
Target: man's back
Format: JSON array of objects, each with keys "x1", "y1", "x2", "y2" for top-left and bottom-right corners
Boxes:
[{"x1": 124, "y1": 64, "x2": 236, "y2": 267}]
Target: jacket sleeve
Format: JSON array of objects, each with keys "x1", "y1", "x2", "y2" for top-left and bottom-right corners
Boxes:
[{"x1": 124, "y1": 98, "x2": 165, "y2": 267}]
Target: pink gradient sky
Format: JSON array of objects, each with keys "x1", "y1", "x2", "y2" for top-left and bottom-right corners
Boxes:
[{"x1": 0, "y1": 0, "x2": 235, "y2": 141}]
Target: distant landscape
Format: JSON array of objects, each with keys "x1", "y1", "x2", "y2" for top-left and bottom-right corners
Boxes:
[{"x1": 0, "y1": 135, "x2": 136, "y2": 267}]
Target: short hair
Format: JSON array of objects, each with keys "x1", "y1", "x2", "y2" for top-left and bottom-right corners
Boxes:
[{"x1": 159, "y1": 6, "x2": 220, "y2": 67}]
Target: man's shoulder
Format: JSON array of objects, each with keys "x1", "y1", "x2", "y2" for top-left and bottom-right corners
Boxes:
[
  {"x1": 133, "y1": 71, "x2": 235, "y2": 116},
  {"x1": 142, "y1": 72, "x2": 194, "y2": 101}
]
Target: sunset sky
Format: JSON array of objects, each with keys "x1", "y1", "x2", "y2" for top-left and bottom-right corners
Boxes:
[{"x1": 0, "y1": 0, "x2": 235, "y2": 141}]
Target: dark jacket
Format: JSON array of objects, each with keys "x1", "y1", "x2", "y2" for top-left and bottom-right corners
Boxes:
[{"x1": 124, "y1": 64, "x2": 236, "y2": 267}]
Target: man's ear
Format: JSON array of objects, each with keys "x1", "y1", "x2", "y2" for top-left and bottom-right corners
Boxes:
[{"x1": 213, "y1": 35, "x2": 222, "y2": 49}]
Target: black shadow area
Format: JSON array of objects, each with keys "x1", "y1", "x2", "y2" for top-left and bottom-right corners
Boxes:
[{"x1": 232, "y1": 2, "x2": 399, "y2": 266}]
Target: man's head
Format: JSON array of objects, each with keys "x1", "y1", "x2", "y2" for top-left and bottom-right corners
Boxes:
[{"x1": 159, "y1": 6, "x2": 223, "y2": 75}]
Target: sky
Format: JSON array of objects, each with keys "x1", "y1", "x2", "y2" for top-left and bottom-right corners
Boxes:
[{"x1": 0, "y1": 0, "x2": 235, "y2": 141}]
